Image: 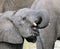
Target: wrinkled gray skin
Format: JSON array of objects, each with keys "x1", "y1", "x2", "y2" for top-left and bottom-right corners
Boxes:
[
  {"x1": 0, "y1": 8, "x2": 49, "y2": 49},
  {"x1": 0, "y1": 0, "x2": 34, "y2": 12},
  {"x1": 31, "y1": 0, "x2": 60, "y2": 49},
  {"x1": 0, "y1": 0, "x2": 35, "y2": 49}
]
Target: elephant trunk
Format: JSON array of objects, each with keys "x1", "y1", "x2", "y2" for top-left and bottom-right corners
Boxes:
[{"x1": 36, "y1": 10, "x2": 50, "y2": 29}]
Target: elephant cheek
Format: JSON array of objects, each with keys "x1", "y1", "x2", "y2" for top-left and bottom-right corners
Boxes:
[{"x1": 26, "y1": 36, "x2": 37, "y2": 43}]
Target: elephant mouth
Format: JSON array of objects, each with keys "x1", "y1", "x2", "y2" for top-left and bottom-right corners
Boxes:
[
  {"x1": 26, "y1": 26, "x2": 39, "y2": 43},
  {"x1": 25, "y1": 17, "x2": 42, "y2": 43},
  {"x1": 32, "y1": 27, "x2": 39, "y2": 36}
]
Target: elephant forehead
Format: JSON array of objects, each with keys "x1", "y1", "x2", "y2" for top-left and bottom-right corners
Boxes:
[{"x1": 14, "y1": 8, "x2": 41, "y2": 17}]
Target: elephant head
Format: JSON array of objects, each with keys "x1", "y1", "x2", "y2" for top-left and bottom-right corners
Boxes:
[{"x1": 10, "y1": 8, "x2": 49, "y2": 42}]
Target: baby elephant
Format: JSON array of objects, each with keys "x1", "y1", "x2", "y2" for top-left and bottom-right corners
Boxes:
[{"x1": 0, "y1": 8, "x2": 49, "y2": 49}]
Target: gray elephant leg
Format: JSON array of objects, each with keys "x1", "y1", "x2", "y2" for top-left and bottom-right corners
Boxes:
[
  {"x1": 36, "y1": 36, "x2": 55, "y2": 49},
  {"x1": 0, "y1": 42, "x2": 23, "y2": 49},
  {"x1": 36, "y1": 36, "x2": 42, "y2": 49},
  {"x1": 36, "y1": 20, "x2": 57, "y2": 49}
]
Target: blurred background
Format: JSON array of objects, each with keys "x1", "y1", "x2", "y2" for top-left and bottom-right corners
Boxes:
[{"x1": 23, "y1": 40, "x2": 60, "y2": 49}]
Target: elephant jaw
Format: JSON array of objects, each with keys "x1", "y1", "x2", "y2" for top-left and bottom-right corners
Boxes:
[{"x1": 25, "y1": 27, "x2": 39, "y2": 43}]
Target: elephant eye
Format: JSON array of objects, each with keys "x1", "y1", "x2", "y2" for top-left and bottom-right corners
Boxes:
[{"x1": 22, "y1": 17, "x2": 26, "y2": 20}]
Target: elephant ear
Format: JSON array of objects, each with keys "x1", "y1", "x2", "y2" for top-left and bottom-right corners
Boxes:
[{"x1": 0, "y1": 11, "x2": 24, "y2": 44}]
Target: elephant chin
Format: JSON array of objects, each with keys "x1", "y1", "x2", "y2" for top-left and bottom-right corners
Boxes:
[{"x1": 25, "y1": 36, "x2": 37, "y2": 43}]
